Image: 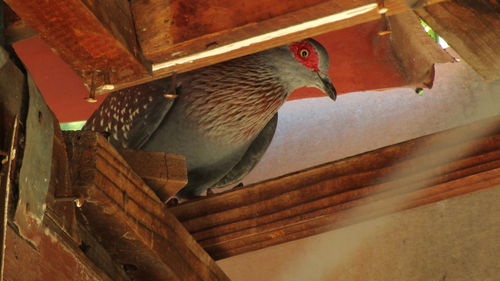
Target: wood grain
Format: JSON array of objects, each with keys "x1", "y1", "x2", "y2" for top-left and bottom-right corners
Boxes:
[
  {"x1": 4, "y1": 216, "x2": 114, "y2": 281},
  {"x1": 1, "y1": 46, "x2": 124, "y2": 281},
  {"x1": 416, "y1": 0, "x2": 500, "y2": 81},
  {"x1": 170, "y1": 116, "x2": 500, "y2": 260},
  {"x1": 4, "y1": 0, "x2": 149, "y2": 86},
  {"x1": 105, "y1": 0, "x2": 449, "y2": 94},
  {"x1": 64, "y1": 131, "x2": 230, "y2": 281},
  {"x1": 133, "y1": 0, "x2": 447, "y2": 62},
  {"x1": 118, "y1": 149, "x2": 188, "y2": 203}
]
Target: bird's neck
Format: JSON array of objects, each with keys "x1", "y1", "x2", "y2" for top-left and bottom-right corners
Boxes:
[{"x1": 182, "y1": 54, "x2": 289, "y2": 144}]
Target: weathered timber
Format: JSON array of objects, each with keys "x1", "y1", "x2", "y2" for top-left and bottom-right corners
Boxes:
[
  {"x1": 64, "y1": 131, "x2": 230, "y2": 281},
  {"x1": 118, "y1": 149, "x2": 188, "y2": 203},
  {"x1": 4, "y1": 0, "x2": 149, "y2": 87},
  {"x1": 0, "y1": 46, "x2": 25, "y2": 279},
  {"x1": 133, "y1": 0, "x2": 447, "y2": 62},
  {"x1": 14, "y1": 74, "x2": 55, "y2": 241},
  {"x1": 0, "y1": 117, "x2": 17, "y2": 280},
  {"x1": 1, "y1": 46, "x2": 129, "y2": 280},
  {"x1": 416, "y1": 0, "x2": 500, "y2": 81},
  {"x1": 45, "y1": 119, "x2": 82, "y2": 243},
  {"x1": 104, "y1": 0, "x2": 448, "y2": 94},
  {"x1": 27, "y1": 121, "x2": 154, "y2": 281},
  {"x1": 76, "y1": 223, "x2": 133, "y2": 281},
  {"x1": 387, "y1": 11, "x2": 453, "y2": 87},
  {"x1": 0, "y1": 47, "x2": 24, "y2": 152},
  {"x1": 170, "y1": 116, "x2": 500, "y2": 260},
  {"x1": 4, "y1": 216, "x2": 114, "y2": 281}
]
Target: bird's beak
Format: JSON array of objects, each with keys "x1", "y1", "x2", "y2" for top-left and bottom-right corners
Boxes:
[{"x1": 317, "y1": 72, "x2": 337, "y2": 101}]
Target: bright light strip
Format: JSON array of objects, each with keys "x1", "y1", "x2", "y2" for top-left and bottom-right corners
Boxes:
[{"x1": 152, "y1": 4, "x2": 378, "y2": 72}]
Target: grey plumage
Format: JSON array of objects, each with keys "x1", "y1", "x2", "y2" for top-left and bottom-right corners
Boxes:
[{"x1": 84, "y1": 39, "x2": 336, "y2": 198}]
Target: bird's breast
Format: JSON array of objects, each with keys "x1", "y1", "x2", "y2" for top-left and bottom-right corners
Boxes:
[{"x1": 179, "y1": 58, "x2": 289, "y2": 144}]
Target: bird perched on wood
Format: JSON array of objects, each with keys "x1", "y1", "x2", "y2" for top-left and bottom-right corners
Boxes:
[{"x1": 83, "y1": 39, "x2": 336, "y2": 199}]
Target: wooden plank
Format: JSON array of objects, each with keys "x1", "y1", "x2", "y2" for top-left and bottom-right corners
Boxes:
[
  {"x1": 4, "y1": 0, "x2": 149, "y2": 87},
  {"x1": 76, "y1": 223, "x2": 133, "y2": 281},
  {"x1": 3, "y1": 217, "x2": 114, "y2": 281},
  {"x1": 416, "y1": 0, "x2": 500, "y2": 81},
  {"x1": 97, "y1": 0, "x2": 448, "y2": 94},
  {"x1": 387, "y1": 11, "x2": 453, "y2": 87},
  {"x1": 64, "y1": 131, "x2": 230, "y2": 281},
  {"x1": 170, "y1": 116, "x2": 500, "y2": 260},
  {"x1": 0, "y1": 46, "x2": 25, "y2": 279},
  {"x1": 0, "y1": 116, "x2": 17, "y2": 280},
  {"x1": 118, "y1": 149, "x2": 188, "y2": 203},
  {"x1": 133, "y1": 0, "x2": 447, "y2": 62}
]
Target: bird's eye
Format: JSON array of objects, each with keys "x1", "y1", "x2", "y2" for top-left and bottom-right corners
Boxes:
[{"x1": 300, "y1": 49, "x2": 309, "y2": 58}]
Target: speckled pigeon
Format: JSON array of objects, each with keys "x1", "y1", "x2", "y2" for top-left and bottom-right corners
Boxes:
[{"x1": 83, "y1": 39, "x2": 336, "y2": 198}]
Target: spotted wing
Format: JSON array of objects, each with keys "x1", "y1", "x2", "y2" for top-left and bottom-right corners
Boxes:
[{"x1": 83, "y1": 78, "x2": 176, "y2": 149}]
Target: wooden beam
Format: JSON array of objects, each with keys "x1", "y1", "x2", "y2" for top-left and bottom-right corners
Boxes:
[
  {"x1": 170, "y1": 116, "x2": 500, "y2": 260},
  {"x1": 64, "y1": 131, "x2": 230, "y2": 281},
  {"x1": 5, "y1": 0, "x2": 450, "y2": 94},
  {"x1": 4, "y1": 217, "x2": 115, "y2": 281},
  {"x1": 416, "y1": 0, "x2": 500, "y2": 81},
  {"x1": 118, "y1": 149, "x2": 188, "y2": 203},
  {"x1": 4, "y1": 0, "x2": 150, "y2": 87},
  {"x1": 1, "y1": 46, "x2": 127, "y2": 281},
  {"x1": 111, "y1": 0, "x2": 449, "y2": 94},
  {"x1": 0, "y1": 46, "x2": 24, "y2": 281}
]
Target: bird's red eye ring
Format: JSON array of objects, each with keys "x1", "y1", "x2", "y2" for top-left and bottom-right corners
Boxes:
[{"x1": 299, "y1": 49, "x2": 309, "y2": 58}]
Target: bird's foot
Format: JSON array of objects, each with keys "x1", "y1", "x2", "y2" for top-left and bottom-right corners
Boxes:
[
  {"x1": 165, "y1": 197, "x2": 179, "y2": 207},
  {"x1": 232, "y1": 182, "x2": 244, "y2": 190},
  {"x1": 206, "y1": 188, "x2": 216, "y2": 196}
]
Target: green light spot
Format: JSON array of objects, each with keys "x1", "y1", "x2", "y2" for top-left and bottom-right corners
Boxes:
[{"x1": 60, "y1": 121, "x2": 86, "y2": 131}]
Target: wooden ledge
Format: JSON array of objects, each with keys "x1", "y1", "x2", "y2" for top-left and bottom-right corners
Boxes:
[
  {"x1": 64, "y1": 131, "x2": 229, "y2": 281},
  {"x1": 170, "y1": 116, "x2": 500, "y2": 260}
]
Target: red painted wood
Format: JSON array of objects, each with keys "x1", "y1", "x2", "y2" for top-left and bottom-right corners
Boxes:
[
  {"x1": 14, "y1": 20, "x2": 418, "y2": 122},
  {"x1": 13, "y1": 38, "x2": 105, "y2": 122}
]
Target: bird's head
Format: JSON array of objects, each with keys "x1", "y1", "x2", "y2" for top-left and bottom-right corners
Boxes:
[
  {"x1": 288, "y1": 39, "x2": 336, "y2": 100},
  {"x1": 266, "y1": 38, "x2": 336, "y2": 101}
]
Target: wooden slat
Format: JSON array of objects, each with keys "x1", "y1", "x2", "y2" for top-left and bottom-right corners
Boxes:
[
  {"x1": 416, "y1": 0, "x2": 500, "y2": 81},
  {"x1": 4, "y1": 0, "x2": 149, "y2": 87},
  {"x1": 103, "y1": 0, "x2": 448, "y2": 94},
  {"x1": 118, "y1": 149, "x2": 188, "y2": 203},
  {"x1": 64, "y1": 131, "x2": 230, "y2": 281},
  {"x1": 170, "y1": 116, "x2": 500, "y2": 260}
]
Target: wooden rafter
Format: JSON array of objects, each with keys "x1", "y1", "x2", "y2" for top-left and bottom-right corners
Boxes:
[
  {"x1": 4, "y1": 0, "x2": 150, "y2": 87},
  {"x1": 124, "y1": 0, "x2": 449, "y2": 93},
  {"x1": 170, "y1": 116, "x2": 500, "y2": 260},
  {"x1": 64, "y1": 131, "x2": 229, "y2": 281},
  {"x1": 416, "y1": 0, "x2": 500, "y2": 81},
  {"x1": 5, "y1": 0, "x2": 449, "y2": 94}
]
